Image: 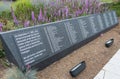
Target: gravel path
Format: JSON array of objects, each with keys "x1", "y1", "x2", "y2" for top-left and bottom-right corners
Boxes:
[{"x1": 0, "y1": 1, "x2": 12, "y2": 12}]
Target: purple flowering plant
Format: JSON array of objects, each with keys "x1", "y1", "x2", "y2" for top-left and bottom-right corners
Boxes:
[
  {"x1": 0, "y1": 23, "x2": 3, "y2": 32},
  {"x1": 11, "y1": 7, "x2": 19, "y2": 26},
  {"x1": 24, "y1": 20, "x2": 30, "y2": 28},
  {"x1": 37, "y1": 0, "x2": 103, "y2": 22},
  {"x1": 3, "y1": 0, "x2": 105, "y2": 30}
]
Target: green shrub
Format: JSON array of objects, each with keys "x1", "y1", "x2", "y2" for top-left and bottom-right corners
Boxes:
[
  {"x1": 0, "y1": 19, "x2": 15, "y2": 31},
  {"x1": 3, "y1": 66, "x2": 38, "y2": 79},
  {"x1": 12, "y1": 0, "x2": 36, "y2": 20},
  {"x1": 0, "y1": 39, "x2": 5, "y2": 58},
  {"x1": 101, "y1": 0, "x2": 113, "y2": 3},
  {"x1": 0, "y1": 10, "x2": 12, "y2": 19},
  {"x1": 0, "y1": 49, "x2": 5, "y2": 58},
  {"x1": 0, "y1": 1, "x2": 12, "y2": 19},
  {"x1": 111, "y1": 2, "x2": 120, "y2": 16}
]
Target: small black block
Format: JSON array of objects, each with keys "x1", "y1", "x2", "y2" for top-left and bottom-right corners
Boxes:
[
  {"x1": 105, "y1": 39, "x2": 114, "y2": 48},
  {"x1": 70, "y1": 61, "x2": 86, "y2": 77}
]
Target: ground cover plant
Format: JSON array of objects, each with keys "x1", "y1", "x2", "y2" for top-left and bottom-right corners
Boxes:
[
  {"x1": 110, "y1": 1, "x2": 120, "y2": 17},
  {"x1": 2, "y1": 65, "x2": 38, "y2": 79}
]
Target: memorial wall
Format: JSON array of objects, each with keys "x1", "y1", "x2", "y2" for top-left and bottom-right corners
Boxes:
[{"x1": 0, "y1": 11, "x2": 118, "y2": 71}]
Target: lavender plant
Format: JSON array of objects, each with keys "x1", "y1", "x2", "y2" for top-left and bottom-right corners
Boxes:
[
  {"x1": 11, "y1": 7, "x2": 19, "y2": 26},
  {"x1": 31, "y1": 11, "x2": 36, "y2": 25},
  {"x1": 34, "y1": 0, "x2": 102, "y2": 24},
  {"x1": 38, "y1": 8, "x2": 43, "y2": 22},
  {"x1": 0, "y1": 23, "x2": 3, "y2": 32},
  {"x1": 1, "y1": 0, "x2": 106, "y2": 31},
  {"x1": 24, "y1": 21, "x2": 30, "y2": 27}
]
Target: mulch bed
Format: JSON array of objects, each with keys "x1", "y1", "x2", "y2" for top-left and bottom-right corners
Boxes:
[
  {"x1": 0, "y1": 59, "x2": 6, "y2": 79},
  {"x1": 0, "y1": 19, "x2": 120, "y2": 79},
  {"x1": 37, "y1": 21, "x2": 120, "y2": 79}
]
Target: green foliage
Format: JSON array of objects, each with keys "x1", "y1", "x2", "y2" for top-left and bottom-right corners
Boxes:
[
  {"x1": 0, "y1": 49, "x2": 5, "y2": 58},
  {"x1": 0, "y1": 10, "x2": 12, "y2": 19},
  {"x1": 3, "y1": 21, "x2": 15, "y2": 31},
  {"x1": 0, "y1": 1, "x2": 12, "y2": 19},
  {"x1": 111, "y1": 2, "x2": 120, "y2": 16},
  {"x1": 0, "y1": 40, "x2": 5, "y2": 58},
  {"x1": 3, "y1": 66, "x2": 38, "y2": 79},
  {"x1": 101, "y1": 0, "x2": 113, "y2": 3},
  {"x1": 13, "y1": 0, "x2": 33, "y2": 19},
  {"x1": 0, "y1": 58, "x2": 11, "y2": 68},
  {"x1": 0, "y1": 19, "x2": 15, "y2": 31},
  {"x1": 25, "y1": 70, "x2": 38, "y2": 79},
  {"x1": 12, "y1": 0, "x2": 36, "y2": 20}
]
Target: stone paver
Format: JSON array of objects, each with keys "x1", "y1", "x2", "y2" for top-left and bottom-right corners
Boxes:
[{"x1": 94, "y1": 49, "x2": 120, "y2": 79}]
